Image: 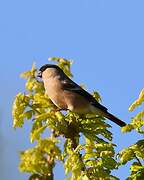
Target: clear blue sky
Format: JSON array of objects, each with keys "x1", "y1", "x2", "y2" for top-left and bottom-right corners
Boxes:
[{"x1": 0, "y1": 0, "x2": 144, "y2": 179}]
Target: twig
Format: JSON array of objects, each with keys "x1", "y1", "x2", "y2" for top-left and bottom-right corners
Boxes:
[
  {"x1": 134, "y1": 154, "x2": 143, "y2": 166},
  {"x1": 27, "y1": 104, "x2": 41, "y2": 114}
]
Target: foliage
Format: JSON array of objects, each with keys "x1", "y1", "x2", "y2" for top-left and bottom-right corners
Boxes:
[
  {"x1": 12, "y1": 58, "x2": 119, "y2": 180},
  {"x1": 118, "y1": 88, "x2": 144, "y2": 179}
]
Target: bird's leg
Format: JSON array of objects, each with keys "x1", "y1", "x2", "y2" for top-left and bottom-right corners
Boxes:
[
  {"x1": 59, "y1": 108, "x2": 68, "y2": 111},
  {"x1": 53, "y1": 107, "x2": 68, "y2": 112}
]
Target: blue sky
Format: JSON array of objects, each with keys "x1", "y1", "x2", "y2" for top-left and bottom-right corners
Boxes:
[{"x1": 0, "y1": 0, "x2": 144, "y2": 179}]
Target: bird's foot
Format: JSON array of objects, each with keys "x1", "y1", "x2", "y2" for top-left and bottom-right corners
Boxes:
[{"x1": 53, "y1": 108, "x2": 68, "y2": 112}]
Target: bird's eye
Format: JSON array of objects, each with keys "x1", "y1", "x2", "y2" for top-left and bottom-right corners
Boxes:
[{"x1": 37, "y1": 71, "x2": 42, "y2": 78}]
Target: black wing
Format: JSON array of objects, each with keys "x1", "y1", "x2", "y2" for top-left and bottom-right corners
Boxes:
[{"x1": 62, "y1": 78, "x2": 108, "y2": 112}]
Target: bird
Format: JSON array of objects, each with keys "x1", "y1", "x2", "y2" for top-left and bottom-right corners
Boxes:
[{"x1": 38, "y1": 64, "x2": 126, "y2": 127}]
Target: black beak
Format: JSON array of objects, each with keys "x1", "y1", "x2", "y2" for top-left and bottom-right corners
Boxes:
[{"x1": 37, "y1": 71, "x2": 42, "y2": 78}]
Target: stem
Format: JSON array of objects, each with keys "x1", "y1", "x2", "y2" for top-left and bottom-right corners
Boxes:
[
  {"x1": 27, "y1": 103, "x2": 41, "y2": 114},
  {"x1": 47, "y1": 155, "x2": 54, "y2": 180},
  {"x1": 47, "y1": 166, "x2": 54, "y2": 180},
  {"x1": 135, "y1": 154, "x2": 143, "y2": 166},
  {"x1": 131, "y1": 149, "x2": 143, "y2": 166}
]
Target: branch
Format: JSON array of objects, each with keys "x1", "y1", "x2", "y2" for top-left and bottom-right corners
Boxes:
[
  {"x1": 134, "y1": 154, "x2": 143, "y2": 166},
  {"x1": 27, "y1": 103, "x2": 41, "y2": 114}
]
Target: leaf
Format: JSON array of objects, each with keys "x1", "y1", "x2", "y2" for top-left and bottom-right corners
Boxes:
[
  {"x1": 118, "y1": 148, "x2": 135, "y2": 165},
  {"x1": 48, "y1": 57, "x2": 73, "y2": 77},
  {"x1": 81, "y1": 175, "x2": 89, "y2": 180},
  {"x1": 129, "y1": 88, "x2": 144, "y2": 111},
  {"x1": 121, "y1": 124, "x2": 135, "y2": 133},
  {"x1": 130, "y1": 164, "x2": 143, "y2": 172},
  {"x1": 93, "y1": 91, "x2": 102, "y2": 102},
  {"x1": 30, "y1": 125, "x2": 47, "y2": 143},
  {"x1": 20, "y1": 71, "x2": 32, "y2": 79},
  {"x1": 23, "y1": 110, "x2": 33, "y2": 120},
  {"x1": 12, "y1": 93, "x2": 30, "y2": 128},
  {"x1": 20, "y1": 63, "x2": 36, "y2": 79}
]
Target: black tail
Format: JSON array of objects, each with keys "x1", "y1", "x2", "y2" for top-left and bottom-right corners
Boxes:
[{"x1": 104, "y1": 111, "x2": 126, "y2": 127}]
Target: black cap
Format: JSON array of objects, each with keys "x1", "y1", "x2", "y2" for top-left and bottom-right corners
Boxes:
[{"x1": 37, "y1": 64, "x2": 61, "y2": 78}]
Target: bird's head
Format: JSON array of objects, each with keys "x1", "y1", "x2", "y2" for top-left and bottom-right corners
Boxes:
[{"x1": 37, "y1": 64, "x2": 63, "y2": 78}]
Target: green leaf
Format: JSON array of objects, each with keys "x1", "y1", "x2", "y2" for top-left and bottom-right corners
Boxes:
[
  {"x1": 130, "y1": 164, "x2": 143, "y2": 172},
  {"x1": 121, "y1": 124, "x2": 135, "y2": 133},
  {"x1": 30, "y1": 125, "x2": 47, "y2": 143},
  {"x1": 23, "y1": 110, "x2": 33, "y2": 120}
]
